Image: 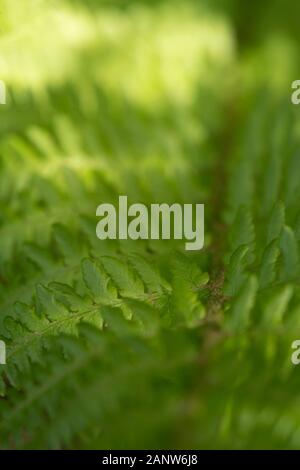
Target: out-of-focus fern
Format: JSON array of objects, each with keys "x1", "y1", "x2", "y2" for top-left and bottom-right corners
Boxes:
[{"x1": 1, "y1": 0, "x2": 300, "y2": 451}]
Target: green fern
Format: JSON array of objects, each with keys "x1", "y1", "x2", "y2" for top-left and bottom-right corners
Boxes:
[{"x1": 1, "y1": 0, "x2": 300, "y2": 451}]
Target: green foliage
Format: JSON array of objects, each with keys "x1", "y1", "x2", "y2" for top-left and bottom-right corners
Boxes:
[{"x1": 1, "y1": 0, "x2": 300, "y2": 451}]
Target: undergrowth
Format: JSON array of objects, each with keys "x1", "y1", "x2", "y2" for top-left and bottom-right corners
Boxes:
[{"x1": 1, "y1": 0, "x2": 300, "y2": 449}]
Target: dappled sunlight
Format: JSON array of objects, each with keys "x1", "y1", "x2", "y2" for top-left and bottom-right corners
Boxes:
[{"x1": 0, "y1": 1, "x2": 235, "y2": 110}]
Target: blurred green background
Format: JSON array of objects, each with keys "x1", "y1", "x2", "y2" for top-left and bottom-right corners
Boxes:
[{"x1": 1, "y1": 0, "x2": 300, "y2": 450}]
